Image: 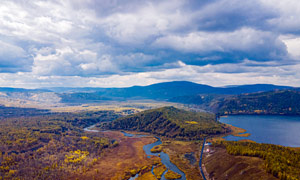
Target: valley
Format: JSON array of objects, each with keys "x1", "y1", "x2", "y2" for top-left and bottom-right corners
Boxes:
[
  {"x1": 2, "y1": 1, "x2": 300, "y2": 179},
  {"x1": 0, "y1": 81, "x2": 300, "y2": 180}
]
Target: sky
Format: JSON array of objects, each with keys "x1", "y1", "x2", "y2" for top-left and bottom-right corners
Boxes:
[{"x1": 1, "y1": 0, "x2": 300, "y2": 88}]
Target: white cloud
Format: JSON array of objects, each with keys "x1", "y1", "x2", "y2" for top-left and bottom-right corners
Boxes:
[
  {"x1": 280, "y1": 35, "x2": 300, "y2": 59},
  {"x1": 100, "y1": 1, "x2": 193, "y2": 45},
  {"x1": 0, "y1": 40, "x2": 32, "y2": 72},
  {"x1": 1, "y1": 60, "x2": 300, "y2": 89},
  {"x1": 0, "y1": 0, "x2": 300, "y2": 87},
  {"x1": 261, "y1": 0, "x2": 300, "y2": 34},
  {"x1": 153, "y1": 28, "x2": 287, "y2": 60}
]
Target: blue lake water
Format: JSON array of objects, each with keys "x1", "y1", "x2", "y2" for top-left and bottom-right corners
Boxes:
[{"x1": 219, "y1": 115, "x2": 300, "y2": 147}]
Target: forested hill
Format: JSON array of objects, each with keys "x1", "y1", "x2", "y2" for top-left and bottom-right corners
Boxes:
[
  {"x1": 57, "y1": 81, "x2": 293, "y2": 101},
  {"x1": 0, "y1": 81, "x2": 294, "y2": 104},
  {"x1": 100, "y1": 106, "x2": 227, "y2": 140},
  {"x1": 217, "y1": 90, "x2": 300, "y2": 115}
]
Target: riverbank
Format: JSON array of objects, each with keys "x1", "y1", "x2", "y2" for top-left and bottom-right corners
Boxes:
[
  {"x1": 84, "y1": 124, "x2": 205, "y2": 180},
  {"x1": 207, "y1": 123, "x2": 250, "y2": 144},
  {"x1": 84, "y1": 131, "x2": 160, "y2": 179},
  {"x1": 226, "y1": 124, "x2": 251, "y2": 137},
  {"x1": 83, "y1": 119, "x2": 249, "y2": 180},
  {"x1": 160, "y1": 139, "x2": 203, "y2": 180}
]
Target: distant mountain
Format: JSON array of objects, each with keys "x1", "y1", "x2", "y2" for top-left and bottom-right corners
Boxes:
[
  {"x1": 100, "y1": 106, "x2": 227, "y2": 140},
  {"x1": 52, "y1": 81, "x2": 295, "y2": 102},
  {"x1": 216, "y1": 90, "x2": 300, "y2": 115},
  {"x1": 0, "y1": 87, "x2": 51, "y2": 93},
  {"x1": 222, "y1": 84, "x2": 293, "y2": 94},
  {"x1": 98, "y1": 81, "x2": 216, "y2": 99},
  {"x1": 59, "y1": 93, "x2": 111, "y2": 103},
  {"x1": 169, "y1": 94, "x2": 227, "y2": 106},
  {"x1": 104, "y1": 82, "x2": 293, "y2": 99},
  {"x1": 0, "y1": 81, "x2": 296, "y2": 104},
  {"x1": 42, "y1": 87, "x2": 105, "y2": 93}
]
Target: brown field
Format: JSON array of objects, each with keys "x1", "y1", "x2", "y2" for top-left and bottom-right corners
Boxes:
[
  {"x1": 82, "y1": 131, "x2": 160, "y2": 180},
  {"x1": 203, "y1": 146, "x2": 278, "y2": 180},
  {"x1": 50, "y1": 101, "x2": 183, "y2": 113},
  {"x1": 293, "y1": 147, "x2": 300, "y2": 152}
]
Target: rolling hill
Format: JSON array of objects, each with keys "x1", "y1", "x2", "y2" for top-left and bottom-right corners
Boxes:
[
  {"x1": 100, "y1": 106, "x2": 228, "y2": 140},
  {"x1": 59, "y1": 81, "x2": 293, "y2": 100},
  {"x1": 0, "y1": 81, "x2": 297, "y2": 109}
]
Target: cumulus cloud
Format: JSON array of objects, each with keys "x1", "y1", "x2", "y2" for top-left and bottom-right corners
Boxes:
[
  {"x1": 1, "y1": 60, "x2": 300, "y2": 89},
  {"x1": 0, "y1": 0, "x2": 300, "y2": 87},
  {"x1": 261, "y1": 0, "x2": 300, "y2": 34},
  {"x1": 153, "y1": 28, "x2": 287, "y2": 61},
  {"x1": 280, "y1": 35, "x2": 300, "y2": 59},
  {"x1": 0, "y1": 40, "x2": 33, "y2": 72}
]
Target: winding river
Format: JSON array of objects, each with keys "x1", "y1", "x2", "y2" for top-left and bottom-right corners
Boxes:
[
  {"x1": 84, "y1": 125, "x2": 186, "y2": 180},
  {"x1": 123, "y1": 133, "x2": 186, "y2": 180}
]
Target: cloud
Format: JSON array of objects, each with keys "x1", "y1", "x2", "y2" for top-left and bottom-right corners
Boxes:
[
  {"x1": 1, "y1": 60, "x2": 300, "y2": 89},
  {"x1": 0, "y1": 0, "x2": 300, "y2": 87},
  {"x1": 0, "y1": 40, "x2": 33, "y2": 72},
  {"x1": 99, "y1": 1, "x2": 192, "y2": 45},
  {"x1": 261, "y1": 0, "x2": 300, "y2": 34},
  {"x1": 191, "y1": 0, "x2": 277, "y2": 31},
  {"x1": 280, "y1": 35, "x2": 300, "y2": 59},
  {"x1": 153, "y1": 28, "x2": 287, "y2": 62}
]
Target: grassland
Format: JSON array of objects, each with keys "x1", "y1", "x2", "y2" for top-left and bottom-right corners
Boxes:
[
  {"x1": 203, "y1": 145, "x2": 278, "y2": 180},
  {"x1": 151, "y1": 145, "x2": 163, "y2": 153},
  {"x1": 137, "y1": 171, "x2": 157, "y2": 180},
  {"x1": 164, "y1": 170, "x2": 182, "y2": 179},
  {"x1": 161, "y1": 139, "x2": 203, "y2": 180},
  {"x1": 84, "y1": 131, "x2": 160, "y2": 180},
  {"x1": 153, "y1": 164, "x2": 167, "y2": 179}
]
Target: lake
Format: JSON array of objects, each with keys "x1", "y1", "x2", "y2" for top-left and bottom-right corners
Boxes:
[{"x1": 219, "y1": 115, "x2": 300, "y2": 147}]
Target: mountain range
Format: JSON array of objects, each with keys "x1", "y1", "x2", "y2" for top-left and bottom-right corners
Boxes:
[
  {"x1": 43, "y1": 81, "x2": 296, "y2": 101},
  {"x1": 1, "y1": 81, "x2": 300, "y2": 115}
]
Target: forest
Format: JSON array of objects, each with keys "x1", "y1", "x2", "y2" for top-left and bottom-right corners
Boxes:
[
  {"x1": 215, "y1": 141, "x2": 300, "y2": 180},
  {"x1": 100, "y1": 106, "x2": 228, "y2": 140},
  {"x1": 0, "y1": 106, "x2": 51, "y2": 119},
  {"x1": 0, "y1": 107, "x2": 120, "y2": 179},
  {"x1": 216, "y1": 90, "x2": 300, "y2": 115},
  {"x1": 168, "y1": 90, "x2": 300, "y2": 116}
]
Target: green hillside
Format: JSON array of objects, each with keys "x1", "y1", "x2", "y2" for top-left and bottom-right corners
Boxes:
[
  {"x1": 100, "y1": 106, "x2": 227, "y2": 140},
  {"x1": 217, "y1": 90, "x2": 300, "y2": 115}
]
